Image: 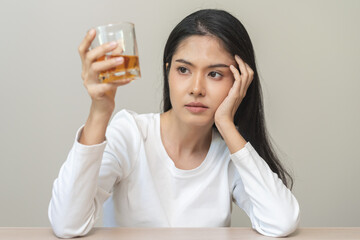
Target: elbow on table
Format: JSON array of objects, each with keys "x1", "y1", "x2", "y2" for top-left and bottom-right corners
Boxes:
[
  {"x1": 50, "y1": 220, "x2": 91, "y2": 239},
  {"x1": 51, "y1": 225, "x2": 76, "y2": 239},
  {"x1": 272, "y1": 215, "x2": 299, "y2": 237},
  {"x1": 49, "y1": 208, "x2": 93, "y2": 238},
  {"x1": 48, "y1": 198, "x2": 99, "y2": 238},
  {"x1": 260, "y1": 204, "x2": 300, "y2": 237}
]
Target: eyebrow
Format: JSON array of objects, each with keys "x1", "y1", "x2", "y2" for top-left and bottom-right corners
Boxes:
[{"x1": 175, "y1": 59, "x2": 230, "y2": 68}]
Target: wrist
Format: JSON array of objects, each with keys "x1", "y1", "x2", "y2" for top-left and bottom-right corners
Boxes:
[
  {"x1": 80, "y1": 116, "x2": 109, "y2": 145},
  {"x1": 215, "y1": 120, "x2": 247, "y2": 154},
  {"x1": 79, "y1": 104, "x2": 113, "y2": 145},
  {"x1": 215, "y1": 117, "x2": 234, "y2": 131},
  {"x1": 89, "y1": 102, "x2": 114, "y2": 122}
]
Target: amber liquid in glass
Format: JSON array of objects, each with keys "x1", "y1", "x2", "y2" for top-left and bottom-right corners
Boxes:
[{"x1": 97, "y1": 55, "x2": 140, "y2": 83}]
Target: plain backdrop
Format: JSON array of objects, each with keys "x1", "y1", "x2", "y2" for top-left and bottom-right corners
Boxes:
[{"x1": 0, "y1": 0, "x2": 359, "y2": 227}]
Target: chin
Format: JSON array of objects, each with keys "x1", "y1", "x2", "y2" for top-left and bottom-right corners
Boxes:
[
  {"x1": 170, "y1": 107, "x2": 215, "y2": 128},
  {"x1": 183, "y1": 114, "x2": 214, "y2": 128}
]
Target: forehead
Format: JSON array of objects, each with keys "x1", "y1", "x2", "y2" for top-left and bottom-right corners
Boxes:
[{"x1": 173, "y1": 35, "x2": 233, "y2": 63}]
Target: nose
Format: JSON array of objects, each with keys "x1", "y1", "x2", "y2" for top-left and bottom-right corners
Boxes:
[{"x1": 189, "y1": 73, "x2": 206, "y2": 96}]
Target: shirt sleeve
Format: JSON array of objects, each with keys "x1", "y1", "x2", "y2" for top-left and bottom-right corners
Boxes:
[
  {"x1": 230, "y1": 142, "x2": 300, "y2": 237},
  {"x1": 48, "y1": 110, "x2": 141, "y2": 238}
]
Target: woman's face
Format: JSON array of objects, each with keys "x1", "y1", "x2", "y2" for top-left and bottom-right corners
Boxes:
[{"x1": 168, "y1": 35, "x2": 236, "y2": 128}]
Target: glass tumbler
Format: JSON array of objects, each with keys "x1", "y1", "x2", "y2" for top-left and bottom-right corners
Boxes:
[{"x1": 91, "y1": 22, "x2": 141, "y2": 83}]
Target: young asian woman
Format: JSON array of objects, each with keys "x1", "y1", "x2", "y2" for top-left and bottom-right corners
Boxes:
[{"x1": 48, "y1": 9, "x2": 300, "y2": 238}]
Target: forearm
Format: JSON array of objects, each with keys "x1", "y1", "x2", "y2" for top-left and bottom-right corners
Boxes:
[
  {"x1": 231, "y1": 145, "x2": 300, "y2": 237},
  {"x1": 49, "y1": 128, "x2": 108, "y2": 238},
  {"x1": 215, "y1": 120, "x2": 247, "y2": 154},
  {"x1": 80, "y1": 103, "x2": 112, "y2": 145},
  {"x1": 217, "y1": 121, "x2": 299, "y2": 236}
]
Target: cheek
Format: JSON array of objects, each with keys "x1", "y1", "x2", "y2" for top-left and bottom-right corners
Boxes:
[
  {"x1": 212, "y1": 81, "x2": 233, "y2": 106},
  {"x1": 168, "y1": 72, "x2": 183, "y2": 106}
]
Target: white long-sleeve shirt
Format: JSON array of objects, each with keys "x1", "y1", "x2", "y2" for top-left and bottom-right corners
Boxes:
[{"x1": 48, "y1": 109, "x2": 300, "y2": 238}]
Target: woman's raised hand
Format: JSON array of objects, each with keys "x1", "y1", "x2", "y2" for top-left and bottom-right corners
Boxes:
[
  {"x1": 78, "y1": 29, "x2": 131, "y2": 115},
  {"x1": 214, "y1": 55, "x2": 254, "y2": 127}
]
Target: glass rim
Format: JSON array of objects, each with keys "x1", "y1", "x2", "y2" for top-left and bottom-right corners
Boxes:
[{"x1": 94, "y1": 21, "x2": 135, "y2": 30}]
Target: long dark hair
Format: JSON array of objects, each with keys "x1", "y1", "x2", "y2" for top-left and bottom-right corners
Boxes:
[{"x1": 162, "y1": 9, "x2": 293, "y2": 189}]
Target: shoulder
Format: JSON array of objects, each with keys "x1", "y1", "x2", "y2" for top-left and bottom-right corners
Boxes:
[
  {"x1": 108, "y1": 109, "x2": 158, "y2": 141},
  {"x1": 104, "y1": 109, "x2": 158, "y2": 169},
  {"x1": 111, "y1": 109, "x2": 155, "y2": 123},
  {"x1": 102, "y1": 110, "x2": 158, "y2": 179}
]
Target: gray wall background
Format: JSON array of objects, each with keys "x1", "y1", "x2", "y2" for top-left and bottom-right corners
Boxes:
[{"x1": 0, "y1": 0, "x2": 359, "y2": 227}]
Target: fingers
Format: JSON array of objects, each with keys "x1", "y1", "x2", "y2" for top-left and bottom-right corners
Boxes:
[
  {"x1": 81, "y1": 40, "x2": 123, "y2": 85},
  {"x1": 110, "y1": 78, "x2": 134, "y2": 86},
  {"x1": 86, "y1": 41, "x2": 119, "y2": 65},
  {"x1": 82, "y1": 56, "x2": 124, "y2": 84},
  {"x1": 78, "y1": 29, "x2": 96, "y2": 62},
  {"x1": 86, "y1": 78, "x2": 133, "y2": 99},
  {"x1": 84, "y1": 42, "x2": 120, "y2": 82},
  {"x1": 79, "y1": 29, "x2": 121, "y2": 81},
  {"x1": 97, "y1": 79, "x2": 133, "y2": 92},
  {"x1": 229, "y1": 65, "x2": 242, "y2": 95},
  {"x1": 90, "y1": 56, "x2": 124, "y2": 76},
  {"x1": 233, "y1": 55, "x2": 254, "y2": 98}
]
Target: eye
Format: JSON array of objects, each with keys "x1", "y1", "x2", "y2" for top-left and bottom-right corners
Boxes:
[
  {"x1": 209, "y1": 71, "x2": 223, "y2": 79},
  {"x1": 177, "y1": 66, "x2": 189, "y2": 74}
]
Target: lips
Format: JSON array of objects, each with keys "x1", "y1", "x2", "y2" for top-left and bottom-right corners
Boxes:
[
  {"x1": 185, "y1": 102, "x2": 208, "y2": 108},
  {"x1": 185, "y1": 102, "x2": 208, "y2": 113}
]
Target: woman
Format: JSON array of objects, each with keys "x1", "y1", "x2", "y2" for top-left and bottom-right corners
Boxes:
[{"x1": 49, "y1": 9, "x2": 300, "y2": 238}]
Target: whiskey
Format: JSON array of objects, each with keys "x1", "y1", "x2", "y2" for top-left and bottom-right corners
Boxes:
[{"x1": 97, "y1": 55, "x2": 141, "y2": 83}]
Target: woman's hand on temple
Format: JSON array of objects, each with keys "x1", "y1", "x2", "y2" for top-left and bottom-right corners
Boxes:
[{"x1": 214, "y1": 55, "x2": 254, "y2": 128}]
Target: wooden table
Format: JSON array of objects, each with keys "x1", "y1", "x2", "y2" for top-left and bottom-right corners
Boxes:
[{"x1": 0, "y1": 227, "x2": 359, "y2": 239}]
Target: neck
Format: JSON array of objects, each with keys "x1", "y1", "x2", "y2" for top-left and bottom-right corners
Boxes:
[{"x1": 160, "y1": 110, "x2": 212, "y2": 155}]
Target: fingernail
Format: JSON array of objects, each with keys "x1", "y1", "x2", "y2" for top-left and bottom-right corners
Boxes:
[
  {"x1": 115, "y1": 57, "x2": 124, "y2": 63},
  {"x1": 109, "y1": 41, "x2": 117, "y2": 47},
  {"x1": 235, "y1": 55, "x2": 240, "y2": 60},
  {"x1": 88, "y1": 29, "x2": 95, "y2": 35}
]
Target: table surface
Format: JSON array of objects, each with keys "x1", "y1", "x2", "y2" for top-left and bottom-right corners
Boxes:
[{"x1": 0, "y1": 227, "x2": 359, "y2": 239}]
